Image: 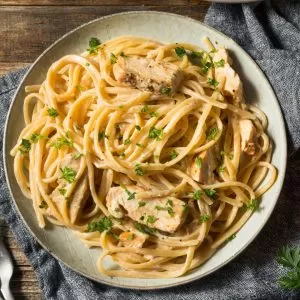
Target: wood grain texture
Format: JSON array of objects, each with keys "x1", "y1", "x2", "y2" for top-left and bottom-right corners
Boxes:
[{"x1": 0, "y1": 1, "x2": 209, "y2": 298}]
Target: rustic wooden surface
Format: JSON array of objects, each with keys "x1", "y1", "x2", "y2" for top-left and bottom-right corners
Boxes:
[{"x1": 0, "y1": 1, "x2": 210, "y2": 299}]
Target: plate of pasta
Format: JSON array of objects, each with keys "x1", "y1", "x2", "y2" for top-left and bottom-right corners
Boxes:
[{"x1": 3, "y1": 11, "x2": 286, "y2": 289}]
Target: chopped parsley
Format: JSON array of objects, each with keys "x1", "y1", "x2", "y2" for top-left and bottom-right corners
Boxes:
[
  {"x1": 218, "y1": 165, "x2": 226, "y2": 172},
  {"x1": 60, "y1": 167, "x2": 76, "y2": 183},
  {"x1": 87, "y1": 37, "x2": 101, "y2": 54},
  {"x1": 124, "y1": 138, "x2": 131, "y2": 145},
  {"x1": 146, "y1": 215, "x2": 158, "y2": 225},
  {"x1": 110, "y1": 53, "x2": 117, "y2": 64},
  {"x1": 150, "y1": 111, "x2": 158, "y2": 118},
  {"x1": 73, "y1": 152, "x2": 83, "y2": 160},
  {"x1": 140, "y1": 216, "x2": 145, "y2": 221},
  {"x1": 148, "y1": 127, "x2": 163, "y2": 141},
  {"x1": 30, "y1": 133, "x2": 46, "y2": 143},
  {"x1": 207, "y1": 78, "x2": 219, "y2": 88},
  {"x1": 120, "y1": 51, "x2": 126, "y2": 57},
  {"x1": 193, "y1": 190, "x2": 203, "y2": 201},
  {"x1": 134, "y1": 222, "x2": 156, "y2": 235},
  {"x1": 167, "y1": 206, "x2": 175, "y2": 217},
  {"x1": 175, "y1": 46, "x2": 186, "y2": 57},
  {"x1": 58, "y1": 187, "x2": 67, "y2": 196},
  {"x1": 196, "y1": 157, "x2": 202, "y2": 168},
  {"x1": 214, "y1": 59, "x2": 225, "y2": 68},
  {"x1": 87, "y1": 216, "x2": 112, "y2": 233},
  {"x1": 206, "y1": 127, "x2": 219, "y2": 141},
  {"x1": 47, "y1": 107, "x2": 59, "y2": 118},
  {"x1": 136, "y1": 143, "x2": 144, "y2": 148},
  {"x1": 85, "y1": 62, "x2": 90, "y2": 66},
  {"x1": 170, "y1": 150, "x2": 178, "y2": 160},
  {"x1": 39, "y1": 201, "x2": 48, "y2": 209},
  {"x1": 204, "y1": 188, "x2": 217, "y2": 199},
  {"x1": 19, "y1": 139, "x2": 31, "y2": 154},
  {"x1": 98, "y1": 131, "x2": 108, "y2": 140},
  {"x1": 138, "y1": 201, "x2": 146, "y2": 207},
  {"x1": 199, "y1": 214, "x2": 210, "y2": 223},
  {"x1": 120, "y1": 151, "x2": 126, "y2": 157},
  {"x1": 135, "y1": 125, "x2": 141, "y2": 131},
  {"x1": 127, "y1": 233, "x2": 134, "y2": 241},
  {"x1": 227, "y1": 234, "x2": 236, "y2": 242},
  {"x1": 155, "y1": 205, "x2": 166, "y2": 211},
  {"x1": 243, "y1": 199, "x2": 259, "y2": 211},
  {"x1": 161, "y1": 86, "x2": 171, "y2": 95},
  {"x1": 167, "y1": 199, "x2": 173, "y2": 207},
  {"x1": 141, "y1": 105, "x2": 149, "y2": 113},
  {"x1": 125, "y1": 189, "x2": 136, "y2": 200},
  {"x1": 50, "y1": 134, "x2": 73, "y2": 149},
  {"x1": 134, "y1": 164, "x2": 145, "y2": 176}
]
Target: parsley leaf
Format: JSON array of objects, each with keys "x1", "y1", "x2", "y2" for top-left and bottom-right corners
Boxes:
[
  {"x1": 19, "y1": 139, "x2": 31, "y2": 154},
  {"x1": 204, "y1": 188, "x2": 217, "y2": 199},
  {"x1": 138, "y1": 201, "x2": 146, "y2": 207},
  {"x1": 87, "y1": 37, "x2": 101, "y2": 54},
  {"x1": 124, "y1": 138, "x2": 131, "y2": 145},
  {"x1": 30, "y1": 133, "x2": 46, "y2": 143},
  {"x1": 206, "y1": 127, "x2": 219, "y2": 141},
  {"x1": 182, "y1": 203, "x2": 189, "y2": 213},
  {"x1": 196, "y1": 157, "x2": 202, "y2": 168},
  {"x1": 170, "y1": 150, "x2": 178, "y2": 160},
  {"x1": 87, "y1": 216, "x2": 113, "y2": 233},
  {"x1": 146, "y1": 215, "x2": 158, "y2": 225},
  {"x1": 141, "y1": 105, "x2": 149, "y2": 113},
  {"x1": 58, "y1": 187, "x2": 67, "y2": 196},
  {"x1": 125, "y1": 190, "x2": 136, "y2": 200},
  {"x1": 193, "y1": 190, "x2": 203, "y2": 201},
  {"x1": 39, "y1": 201, "x2": 48, "y2": 209},
  {"x1": 47, "y1": 107, "x2": 59, "y2": 118},
  {"x1": 199, "y1": 214, "x2": 210, "y2": 223},
  {"x1": 167, "y1": 199, "x2": 173, "y2": 207},
  {"x1": 214, "y1": 59, "x2": 225, "y2": 68},
  {"x1": 175, "y1": 46, "x2": 186, "y2": 57},
  {"x1": 207, "y1": 78, "x2": 219, "y2": 88},
  {"x1": 135, "y1": 125, "x2": 141, "y2": 131},
  {"x1": 148, "y1": 127, "x2": 163, "y2": 141},
  {"x1": 134, "y1": 222, "x2": 156, "y2": 235},
  {"x1": 73, "y1": 152, "x2": 83, "y2": 160},
  {"x1": 227, "y1": 234, "x2": 236, "y2": 242},
  {"x1": 243, "y1": 199, "x2": 259, "y2": 211},
  {"x1": 98, "y1": 131, "x2": 108, "y2": 140},
  {"x1": 50, "y1": 134, "x2": 73, "y2": 149},
  {"x1": 110, "y1": 53, "x2": 117, "y2": 64},
  {"x1": 161, "y1": 86, "x2": 171, "y2": 95},
  {"x1": 277, "y1": 246, "x2": 300, "y2": 290},
  {"x1": 60, "y1": 167, "x2": 76, "y2": 183},
  {"x1": 167, "y1": 206, "x2": 175, "y2": 217},
  {"x1": 150, "y1": 111, "x2": 158, "y2": 118},
  {"x1": 134, "y1": 164, "x2": 145, "y2": 176}
]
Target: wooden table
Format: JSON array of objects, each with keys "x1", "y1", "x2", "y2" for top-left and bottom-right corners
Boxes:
[{"x1": 0, "y1": 1, "x2": 209, "y2": 298}]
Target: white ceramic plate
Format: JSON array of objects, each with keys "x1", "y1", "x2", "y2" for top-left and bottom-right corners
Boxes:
[{"x1": 3, "y1": 11, "x2": 287, "y2": 290}]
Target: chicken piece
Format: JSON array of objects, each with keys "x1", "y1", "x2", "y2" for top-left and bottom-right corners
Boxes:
[
  {"x1": 239, "y1": 120, "x2": 256, "y2": 155},
  {"x1": 106, "y1": 186, "x2": 187, "y2": 233},
  {"x1": 51, "y1": 153, "x2": 89, "y2": 223},
  {"x1": 113, "y1": 56, "x2": 184, "y2": 95},
  {"x1": 189, "y1": 148, "x2": 218, "y2": 184},
  {"x1": 212, "y1": 48, "x2": 244, "y2": 102},
  {"x1": 118, "y1": 231, "x2": 146, "y2": 248}
]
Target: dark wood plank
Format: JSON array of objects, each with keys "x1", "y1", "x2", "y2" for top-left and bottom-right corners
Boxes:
[
  {"x1": 0, "y1": 5, "x2": 208, "y2": 63},
  {"x1": 0, "y1": 0, "x2": 203, "y2": 6}
]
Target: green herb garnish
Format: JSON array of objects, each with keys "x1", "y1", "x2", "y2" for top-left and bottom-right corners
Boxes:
[
  {"x1": 125, "y1": 190, "x2": 136, "y2": 200},
  {"x1": 110, "y1": 53, "x2": 117, "y2": 64},
  {"x1": 150, "y1": 111, "x2": 158, "y2": 118},
  {"x1": 206, "y1": 127, "x2": 219, "y2": 141},
  {"x1": 199, "y1": 215, "x2": 210, "y2": 223},
  {"x1": 98, "y1": 131, "x2": 108, "y2": 141},
  {"x1": 50, "y1": 134, "x2": 73, "y2": 149},
  {"x1": 227, "y1": 234, "x2": 236, "y2": 242},
  {"x1": 19, "y1": 139, "x2": 31, "y2": 154},
  {"x1": 146, "y1": 215, "x2": 158, "y2": 225},
  {"x1": 73, "y1": 152, "x2": 83, "y2": 160},
  {"x1": 161, "y1": 86, "x2": 171, "y2": 95},
  {"x1": 60, "y1": 167, "x2": 76, "y2": 183},
  {"x1": 196, "y1": 157, "x2": 202, "y2": 168},
  {"x1": 207, "y1": 78, "x2": 219, "y2": 88},
  {"x1": 170, "y1": 150, "x2": 178, "y2": 160},
  {"x1": 141, "y1": 105, "x2": 149, "y2": 113},
  {"x1": 138, "y1": 201, "x2": 146, "y2": 207},
  {"x1": 214, "y1": 59, "x2": 225, "y2": 68},
  {"x1": 175, "y1": 46, "x2": 186, "y2": 57},
  {"x1": 243, "y1": 199, "x2": 259, "y2": 211},
  {"x1": 134, "y1": 164, "x2": 145, "y2": 176},
  {"x1": 87, "y1": 216, "x2": 113, "y2": 233},
  {"x1": 39, "y1": 201, "x2": 48, "y2": 209},
  {"x1": 30, "y1": 133, "x2": 46, "y2": 143},
  {"x1": 58, "y1": 187, "x2": 67, "y2": 196},
  {"x1": 193, "y1": 190, "x2": 203, "y2": 201},
  {"x1": 124, "y1": 138, "x2": 131, "y2": 145},
  {"x1": 134, "y1": 222, "x2": 156, "y2": 235},
  {"x1": 204, "y1": 188, "x2": 217, "y2": 199},
  {"x1": 148, "y1": 127, "x2": 163, "y2": 141},
  {"x1": 47, "y1": 107, "x2": 59, "y2": 118},
  {"x1": 135, "y1": 125, "x2": 141, "y2": 131},
  {"x1": 87, "y1": 37, "x2": 101, "y2": 54}
]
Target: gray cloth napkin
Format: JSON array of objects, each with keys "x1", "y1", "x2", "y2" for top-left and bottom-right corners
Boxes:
[{"x1": 1, "y1": 1, "x2": 300, "y2": 299}]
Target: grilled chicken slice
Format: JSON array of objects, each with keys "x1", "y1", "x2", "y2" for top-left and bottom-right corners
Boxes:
[
  {"x1": 118, "y1": 231, "x2": 146, "y2": 248},
  {"x1": 239, "y1": 120, "x2": 256, "y2": 155},
  {"x1": 106, "y1": 186, "x2": 187, "y2": 233},
  {"x1": 113, "y1": 56, "x2": 184, "y2": 95},
  {"x1": 212, "y1": 49, "x2": 244, "y2": 102},
  {"x1": 51, "y1": 153, "x2": 89, "y2": 223},
  {"x1": 189, "y1": 148, "x2": 218, "y2": 184}
]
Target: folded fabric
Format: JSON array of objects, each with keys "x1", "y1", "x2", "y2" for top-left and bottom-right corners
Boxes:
[{"x1": 0, "y1": 1, "x2": 300, "y2": 299}]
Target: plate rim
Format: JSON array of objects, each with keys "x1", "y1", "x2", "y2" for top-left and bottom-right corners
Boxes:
[{"x1": 3, "y1": 10, "x2": 287, "y2": 290}]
